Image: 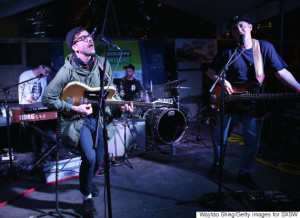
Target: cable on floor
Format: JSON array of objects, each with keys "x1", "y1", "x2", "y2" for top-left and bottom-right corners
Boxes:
[{"x1": 228, "y1": 133, "x2": 300, "y2": 176}]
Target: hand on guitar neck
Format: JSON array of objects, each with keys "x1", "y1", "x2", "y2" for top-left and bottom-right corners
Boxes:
[{"x1": 119, "y1": 102, "x2": 134, "y2": 113}]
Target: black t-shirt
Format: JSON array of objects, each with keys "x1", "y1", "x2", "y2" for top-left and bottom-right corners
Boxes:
[
  {"x1": 116, "y1": 78, "x2": 143, "y2": 101},
  {"x1": 210, "y1": 40, "x2": 287, "y2": 116}
]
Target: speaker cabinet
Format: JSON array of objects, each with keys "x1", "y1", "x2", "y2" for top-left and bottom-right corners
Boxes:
[
  {"x1": 108, "y1": 118, "x2": 146, "y2": 157},
  {"x1": 177, "y1": 62, "x2": 202, "y2": 120}
]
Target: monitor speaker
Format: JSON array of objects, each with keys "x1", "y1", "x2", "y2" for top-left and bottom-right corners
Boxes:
[{"x1": 108, "y1": 118, "x2": 146, "y2": 157}]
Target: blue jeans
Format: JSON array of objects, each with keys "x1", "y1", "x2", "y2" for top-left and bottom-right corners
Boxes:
[
  {"x1": 79, "y1": 115, "x2": 104, "y2": 195},
  {"x1": 213, "y1": 113, "x2": 264, "y2": 174}
]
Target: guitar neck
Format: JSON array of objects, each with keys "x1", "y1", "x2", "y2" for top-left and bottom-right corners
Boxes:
[
  {"x1": 211, "y1": 84, "x2": 300, "y2": 109},
  {"x1": 228, "y1": 93, "x2": 300, "y2": 101},
  {"x1": 105, "y1": 100, "x2": 154, "y2": 108}
]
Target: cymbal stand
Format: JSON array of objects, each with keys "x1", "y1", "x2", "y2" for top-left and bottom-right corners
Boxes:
[
  {"x1": 194, "y1": 105, "x2": 207, "y2": 145},
  {"x1": 120, "y1": 113, "x2": 140, "y2": 169},
  {"x1": 171, "y1": 86, "x2": 180, "y2": 110}
]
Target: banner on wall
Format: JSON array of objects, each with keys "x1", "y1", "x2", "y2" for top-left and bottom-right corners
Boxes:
[
  {"x1": 175, "y1": 39, "x2": 217, "y2": 63},
  {"x1": 63, "y1": 40, "x2": 143, "y2": 84},
  {"x1": 138, "y1": 39, "x2": 167, "y2": 86}
]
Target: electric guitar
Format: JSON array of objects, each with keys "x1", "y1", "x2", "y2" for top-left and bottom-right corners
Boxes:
[
  {"x1": 60, "y1": 81, "x2": 172, "y2": 112},
  {"x1": 211, "y1": 84, "x2": 300, "y2": 109}
]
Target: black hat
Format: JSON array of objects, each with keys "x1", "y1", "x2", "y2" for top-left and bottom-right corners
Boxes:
[
  {"x1": 123, "y1": 64, "x2": 135, "y2": 70},
  {"x1": 66, "y1": 27, "x2": 83, "y2": 50},
  {"x1": 227, "y1": 15, "x2": 252, "y2": 29}
]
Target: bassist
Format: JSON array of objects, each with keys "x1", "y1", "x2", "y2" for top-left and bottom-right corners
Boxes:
[{"x1": 206, "y1": 16, "x2": 300, "y2": 189}]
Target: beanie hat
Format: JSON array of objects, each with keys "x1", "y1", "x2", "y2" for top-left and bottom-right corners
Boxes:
[{"x1": 66, "y1": 27, "x2": 83, "y2": 50}]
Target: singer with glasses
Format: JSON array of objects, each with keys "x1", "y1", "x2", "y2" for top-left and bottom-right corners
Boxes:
[
  {"x1": 18, "y1": 62, "x2": 55, "y2": 160},
  {"x1": 206, "y1": 16, "x2": 300, "y2": 189},
  {"x1": 42, "y1": 27, "x2": 133, "y2": 217}
]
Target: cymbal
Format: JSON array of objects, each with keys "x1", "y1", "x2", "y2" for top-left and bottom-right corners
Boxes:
[
  {"x1": 164, "y1": 79, "x2": 187, "y2": 87},
  {"x1": 155, "y1": 79, "x2": 187, "y2": 91}
]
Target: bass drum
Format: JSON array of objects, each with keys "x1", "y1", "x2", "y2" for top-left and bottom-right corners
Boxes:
[{"x1": 144, "y1": 108, "x2": 187, "y2": 144}]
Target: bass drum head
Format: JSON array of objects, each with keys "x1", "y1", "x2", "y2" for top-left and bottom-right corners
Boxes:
[{"x1": 144, "y1": 108, "x2": 187, "y2": 144}]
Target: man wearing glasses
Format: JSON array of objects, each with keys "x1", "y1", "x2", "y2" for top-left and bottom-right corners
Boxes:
[
  {"x1": 19, "y1": 64, "x2": 51, "y2": 104},
  {"x1": 42, "y1": 27, "x2": 133, "y2": 217},
  {"x1": 18, "y1": 63, "x2": 53, "y2": 160}
]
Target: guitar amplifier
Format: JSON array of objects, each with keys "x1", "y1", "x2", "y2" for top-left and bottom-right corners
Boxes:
[{"x1": 108, "y1": 118, "x2": 146, "y2": 157}]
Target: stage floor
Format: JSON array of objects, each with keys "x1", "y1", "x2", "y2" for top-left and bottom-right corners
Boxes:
[{"x1": 1, "y1": 123, "x2": 300, "y2": 217}]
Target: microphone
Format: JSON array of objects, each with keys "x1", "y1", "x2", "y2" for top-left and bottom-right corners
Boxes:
[
  {"x1": 91, "y1": 27, "x2": 97, "y2": 39},
  {"x1": 98, "y1": 34, "x2": 121, "y2": 50},
  {"x1": 239, "y1": 34, "x2": 246, "y2": 47}
]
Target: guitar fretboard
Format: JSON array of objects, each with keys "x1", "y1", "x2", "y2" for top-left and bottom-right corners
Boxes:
[{"x1": 227, "y1": 93, "x2": 300, "y2": 101}]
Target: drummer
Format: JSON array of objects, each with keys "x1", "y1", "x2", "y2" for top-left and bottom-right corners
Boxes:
[{"x1": 116, "y1": 64, "x2": 144, "y2": 101}]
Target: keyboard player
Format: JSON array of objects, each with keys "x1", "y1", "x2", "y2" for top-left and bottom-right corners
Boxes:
[{"x1": 18, "y1": 62, "x2": 56, "y2": 160}]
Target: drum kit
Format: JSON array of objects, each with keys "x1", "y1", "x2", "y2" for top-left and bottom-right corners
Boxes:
[{"x1": 120, "y1": 79, "x2": 190, "y2": 145}]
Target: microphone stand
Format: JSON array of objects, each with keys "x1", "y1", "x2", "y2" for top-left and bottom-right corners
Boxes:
[
  {"x1": 0, "y1": 74, "x2": 44, "y2": 171},
  {"x1": 176, "y1": 46, "x2": 241, "y2": 209},
  {"x1": 207, "y1": 45, "x2": 239, "y2": 204},
  {"x1": 93, "y1": 42, "x2": 113, "y2": 218}
]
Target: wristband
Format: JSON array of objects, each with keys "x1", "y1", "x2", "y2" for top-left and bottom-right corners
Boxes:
[{"x1": 297, "y1": 88, "x2": 300, "y2": 93}]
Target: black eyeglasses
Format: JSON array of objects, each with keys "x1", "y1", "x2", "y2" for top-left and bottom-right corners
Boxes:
[
  {"x1": 73, "y1": 34, "x2": 92, "y2": 45},
  {"x1": 42, "y1": 66, "x2": 51, "y2": 74}
]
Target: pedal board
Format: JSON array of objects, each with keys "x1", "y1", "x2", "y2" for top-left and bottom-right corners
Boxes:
[{"x1": 238, "y1": 190, "x2": 296, "y2": 210}]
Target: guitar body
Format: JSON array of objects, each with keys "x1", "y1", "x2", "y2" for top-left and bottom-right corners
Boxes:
[
  {"x1": 60, "y1": 82, "x2": 173, "y2": 115},
  {"x1": 211, "y1": 84, "x2": 248, "y2": 109},
  {"x1": 61, "y1": 81, "x2": 117, "y2": 106}
]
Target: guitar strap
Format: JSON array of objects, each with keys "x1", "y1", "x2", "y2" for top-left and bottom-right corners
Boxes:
[
  {"x1": 252, "y1": 39, "x2": 265, "y2": 84},
  {"x1": 98, "y1": 61, "x2": 112, "y2": 81}
]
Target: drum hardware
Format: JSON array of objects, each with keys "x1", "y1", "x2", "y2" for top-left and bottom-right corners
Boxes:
[
  {"x1": 118, "y1": 113, "x2": 141, "y2": 169},
  {"x1": 169, "y1": 86, "x2": 191, "y2": 110},
  {"x1": 194, "y1": 105, "x2": 208, "y2": 145},
  {"x1": 157, "y1": 98, "x2": 173, "y2": 105},
  {"x1": 154, "y1": 79, "x2": 188, "y2": 110},
  {"x1": 119, "y1": 81, "x2": 125, "y2": 99},
  {"x1": 170, "y1": 141, "x2": 176, "y2": 156}
]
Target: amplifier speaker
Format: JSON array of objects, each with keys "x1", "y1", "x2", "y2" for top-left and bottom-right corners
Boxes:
[
  {"x1": 177, "y1": 65, "x2": 203, "y2": 120},
  {"x1": 108, "y1": 118, "x2": 146, "y2": 157}
]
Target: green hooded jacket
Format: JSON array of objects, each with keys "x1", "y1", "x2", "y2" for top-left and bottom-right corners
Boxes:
[{"x1": 42, "y1": 54, "x2": 120, "y2": 147}]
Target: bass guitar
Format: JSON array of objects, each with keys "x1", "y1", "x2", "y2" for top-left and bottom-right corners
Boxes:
[{"x1": 211, "y1": 84, "x2": 300, "y2": 109}]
